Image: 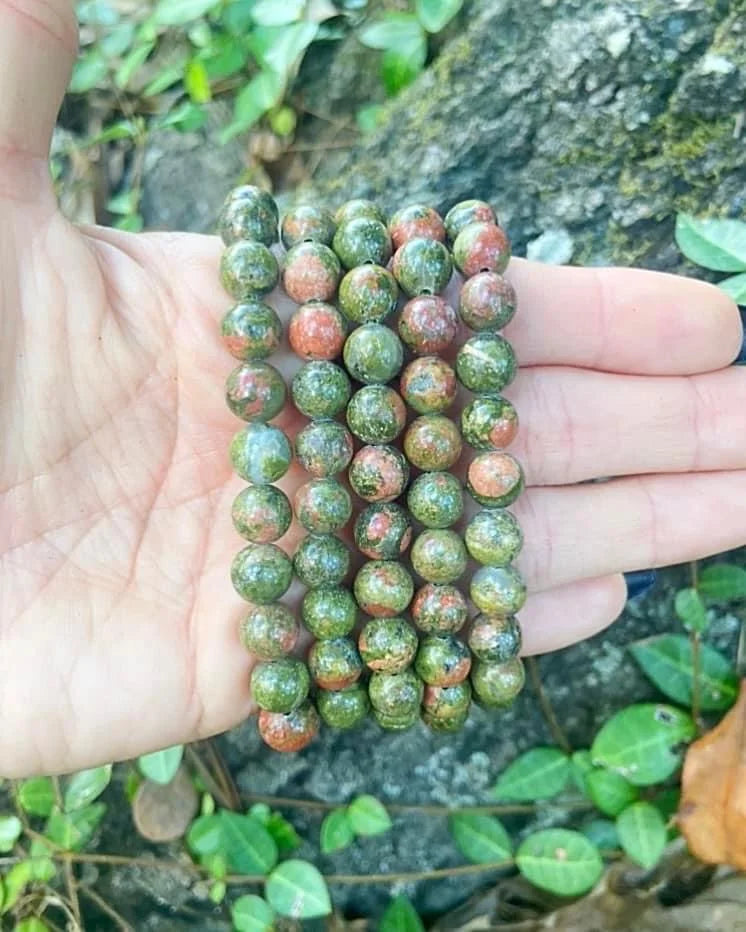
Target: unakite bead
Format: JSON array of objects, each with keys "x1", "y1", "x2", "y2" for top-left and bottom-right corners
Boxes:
[
  {"x1": 461, "y1": 395, "x2": 519, "y2": 450},
  {"x1": 471, "y1": 657, "x2": 525, "y2": 707},
  {"x1": 218, "y1": 185, "x2": 278, "y2": 246},
  {"x1": 444, "y1": 199, "x2": 496, "y2": 242},
  {"x1": 411, "y1": 530, "x2": 468, "y2": 584},
  {"x1": 354, "y1": 502, "x2": 412, "y2": 560},
  {"x1": 230, "y1": 423, "x2": 292, "y2": 484},
  {"x1": 281, "y1": 204, "x2": 336, "y2": 248},
  {"x1": 294, "y1": 420, "x2": 353, "y2": 477},
  {"x1": 333, "y1": 216, "x2": 392, "y2": 269},
  {"x1": 226, "y1": 361, "x2": 286, "y2": 422},
  {"x1": 422, "y1": 681, "x2": 472, "y2": 723},
  {"x1": 258, "y1": 700, "x2": 319, "y2": 752},
  {"x1": 240, "y1": 604, "x2": 299, "y2": 659},
  {"x1": 343, "y1": 323, "x2": 404, "y2": 384},
  {"x1": 317, "y1": 684, "x2": 370, "y2": 729},
  {"x1": 354, "y1": 560, "x2": 414, "y2": 617},
  {"x1": 251, "y1": 658, "x2": 310, "y2": 713},
  {"x1": 398, "y1": 296, "x2": 458, "y2": 356},
  {"x1": 221, "y1": 301, "x2": 282, "y2": 360},
  {"x1": 308, "y1": 637, "x2": 363, "y2": 690},
  {"x1": 294, "y1": 534, "x2": 350, "y2": 588},
  {"x1": 388, "y1": 204, "x2": 446, "y2": 249},
  {"x1": 455, "y1": 334, "x2": 517, "y2": 394},
  {"x1": 403, "y1": 415, "x2": 462, "y2": 471},
  {"x1": 369, "y1": 669, "x2": 424, "y2": 717},
  {"x1": 459, "y1": 272, "x2": 516, "y2": 331},
  {"x1": 468, "y1": 615, "x2": 522, "y2": 663},
  {"x1": 392, "y1": 238, "x2": 453, "y2": 297},
  {"x1": 335, "y1": 199, "x2": 387, "y2": 225},
  {"x1": 415, "y1": 634, "x2": 471, "y2": 687},
  {"x1": 411, "y1": 583, "x2": 469, "y2": 633},
  {"x1": 302, "y1": 586, "x2": 357, "y2": 638},
  {"x1": 294, "y1": 479, "x2": 351, "y2": 533},
  {"x1": 423, "y1": 706, "x2": 470, "y2": 732},
  {"x1": 400, "y1": 356, "x2": 457, "y2": 414},
  {"x1": 407, "y1": 472, "x2": 463, "y2": 529},
  {"x1": 453, "y1": 222, "x2": 511, "y2": 277},
  {"x1": 465, "y1": 510, "x2": 523, "y2": 566},
  {"x1": 288, "y1": 302, "x2": 347, "y2": 361},
  {"x1": 291, "y1": 361, "x2": 351, "y2": 418},
  {"x1": 338, "y1": 264, "x2": 398, "y2": 324},
  {"x1": 231, "y1": 544, "x2": 293, "y2": 603},
  {"x1": 348, "y1": 445, "x2": 409, "y2": 503},
  {"x1": 281, "y1": 241, "x2": 341, "y2": 304},
  {"x1": 221, "y1": 241, "x2": 279, "y2": 298},
  {"x1": 346, "y1": 385, "x2": 406, "y2": 444},
  {"x1": 358, "y1": 617, "x2": 419, "y2": 673},
  {"x1": 373, "y1": 707, "x2": 420, "y2": 731},
  {"x1": 232, "y1": 485, "x2": 292, "y2": 543},
  {"x1": 470, "y1": 565, "x2": 527, "y2": 616},
  {"x1": 467, "y1": 452, "x2": 524, "y2": 507}
]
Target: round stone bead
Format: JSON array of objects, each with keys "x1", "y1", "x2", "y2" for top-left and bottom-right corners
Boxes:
[
  {"x1": 294, "y1": 479, "x2": 351, "y2": 533},
  {"x1": 453, "y1": 222, "x2": 511, "y2": 277},
  {"x1": 423, "y1": 706, "x2": 470, "y2": 733},
  {"x1": 240, "y1": 604, "x2": 299, "y2": 659},
  {"x1": 302, "y1": 586, "x2": 357, "y2": 639},
  {"x1": 398, "y1": 296, "x2": 458, "y2": 355},
  {"x1": 230, "y1": 423, "x2": 292, "y2": 484},
  {"x1": 471, "y1": 657, "x2": 525, "y2": 707},
  {"x1": 347, "y1": 385, "x2": 406, "y2": 444},
  {"x1": 221, "y1": 241, "x2": 279, "y2": 299},
  {"x1": 281, "y1": 204, "x2": 336, "y2": 248},
  {"x1": 470, "y1": 565, "x2": 527, "y2": 616},
  {"x1": 333, "y1": 216, "x2": 392, "y2": 269},
  {"x1": 411, "y1": 583, "x2": 469, "y2": 633},
  {"x1": 232, "y1": 485, "x2": 292, "y2": 543},
  {"x1": 415, "y1": 634, "x2": 472, "y2": 687},
  {"x1": 411, "y1": 529, "x2": 468, "y2": 584},
  {"x1": 308, "y1": 637, "x2": 363, "y2": 690},
  {"x1": 354, "y1": 560, "x2": 414, "y2": 618},
  {"x1": 422, "y1": 681, "x2": 472, "y2": 724},
  {"x1": 291, "y1": 361, "x2": 351, "y2": 418},
  {"x1": 468, "y1": 615, "x2": 522, "y2": 663},
  {"x1": 467, "y1": 452, "x2": 524, "y2": 507},
  {"x1": 258, "y1": 701, "x2": 319, "y2": 752},
  {"x1": 231, "y1": 544, "x2": 293, "y2": 603},
  {"x1": 294, "y1": 534, "x2": 350, "y2": 588},
  {"x1": 373, "y1": 707, "x2": 419, "y2": 731},
  {"x1": 404, "y1": 415, "x2": 462, "y2": 471},
  {"x1": 368, "y1": 669, "x2": 424, "y2": 717},
  {"x1": 407, "y1": 472, "x2": 463, "y2": 529},
  {"x1": 338, "y1": 264, "x2": 398, "y2": 324},
  {"x1": 459, "y1": 272, "x2": 516, "y2": 332},
  {"x1": 335, "y1": 198, "x2": 387, "y2": 226},
  {"x1": 461, "y1": 395, "x2": 519, "y2": 450},
  {"x1": 465, "y1": 509, "x2": 523, "y2": 566},
  {"x1": 221, "y1": 301, "x2": 282, "y2": 360},
  {"x1": 388, "y1": 204, "x2": 446, "y2": 249},
  {"x1": 218, "y1": 185, "x2": 278, "y2": 246},
  {"x1": 226, "y1": 361, "x2": 286, "y2": 422},
  {"x1": 455, "y1": 334, "x2": 517, "y2": 394},
  {"x1": 295, "y1": 419, "x2": 353, "y2": 477},
  {"x1": 281, "y1": 241, "x2": 341, "y2": 304},
  {"x1": 317, "y1": 684, "x2": 370, "y2": 729},
  {"x1": 400, "y1": 356, "x2": 457, "y2": 415},
  {"x1": 348, "y1": 444, "x2": 409, "y2": 503},
  {"x1": 251, "y1": 658, "x2": 310, "y2": 713},
  {"x1": 392, "y1": 238, "x2": 453, "y2": 297},
  {"x1": 358, "y1": 617, "x2": 419, "y2": 673},
  {"x1": 354, "y1": 503, "x2": 412, "y2": 560},
  {"x1": 444, "y1": 199, "x2": 496, "y2": 242},
  {"x1": 343, "y1": 323, "x2": 404, "y2": 384},
  {"x1": 288, "y1": 302, "x2": 346, "y2": 361}
]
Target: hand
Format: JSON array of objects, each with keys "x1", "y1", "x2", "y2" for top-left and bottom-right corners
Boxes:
[{"x1": 1, "y1": 1, "x2": 743, "y2": 778}]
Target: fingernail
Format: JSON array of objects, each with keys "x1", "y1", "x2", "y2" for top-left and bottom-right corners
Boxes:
[
  {"x1": 736, "y1": 308, "x2": 746, "y2": 365},
  {"x1": 624, "y1": 570, "x2": 658, "y2": 600}
]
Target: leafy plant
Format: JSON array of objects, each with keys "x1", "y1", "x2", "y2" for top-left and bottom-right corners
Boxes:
[{"x1": 676, "y1": 213, "x2": 746, "y2": 302}]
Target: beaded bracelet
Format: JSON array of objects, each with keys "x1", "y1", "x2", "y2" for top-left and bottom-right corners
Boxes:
[{"x1": 218, "y1": 188, "x2": 526, "y2": 752}]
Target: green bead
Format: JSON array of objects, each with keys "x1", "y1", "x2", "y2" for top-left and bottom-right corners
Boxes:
[
  {"x1": 468, "y1": 615, "x2": 522, "y2": 663},
  {"x1": 452, "y1": 221, "x2": 511, "y2": 277},
  {"x1": 333, "y1": 216, "x2": 392, "y2": 269},
  {"x1": 354, "y1": 560, "x2": 414, "y2": 617},
  {"x1": 343, "y1": 323, "x2": 404, "y2": 384},
  {"x1": 281, "y1": 204, "x2": 336, "y2": 248},
  {"x1": 335, "y1": 199, "x2": 387, "y2": 225},
  {"x1": 415, "y1": 634, "x2": 472, "y2": 687},
  {"x1": 281, "y1": 241, "x2": 341, "y2": 304},
  {"x1": 240, "y1": 604, "x2": 299, "y2": 659},
  {"x1": 368, "y1": 669, "x2": 424, "y2": 717},
  {"x1": 220, "y1": 241, "x2": 279, "y2": 298},
  {"x1": 317, "y1": 684, "x2": 370, "y2": 729},
  {"x1": 422, "y1": 681, "x2": 472, "y2": 723},
  {"x1": 338, "y1": 264, "x2": 399, "y2": 323},
  {"x1": 392, "y1": 237, "x2": 453, "y2": 297},
  {"x1": 221, "y1": 301, "x2": 282, "y2": 360},
  {"x1": 373, "y1": 707, "x2": 419, "y2": 731},
  {"x1": 465, "y1": 510, "x2": 523, "y2": 566},
  {"x1": 470, "y1": 565, "x2": 527, "y2": 616},
  {"x1": 358, "y1": 617, "x2": 419, "y2": 673},
  {"x1": 231, "y1": 544, "x2": 293, "y2": 603},
  {"x1": 407, "y1": 472, "x2": 463, "y2": 528},
  {"x1": 388, "y1": 204, "x2": 446, "y2": 249},
  {"x1": 218, "y1": 185, "x2": 278, "y2": 246},
  {"x1": 423, "y1": 706, "x2": 470, "y2": 732},
  {"x1": 471, "y1": 657, "x2": 525, "y2": 707},
  {"x1": 411, "y1": 529, "x2": 468, "y2": 584},
  {"x1": 258, "y1": 700, "x2": 319, "y2": 751},
  {"x1": 294, "y1": 479, "x2": 351, "y2": 533},
  {"x1": 308, "y1": 637, "x2": 363, "y2": 690},
  {"x1": 226, "y1": 361, "x2": 286, "y2": 422},
  {"x1": 455, "y1": 334, "x2": 517, "y2": 393},
  {"x1": 291, "y1": 361, "x2": 351, "y2": 418},
  {"x1": 250, "y1": 658, "x2": 310, "y2": 713},
  {"x1": 294, "y1": 419, "x2": 353, "y2": 477},
  {"x1": 466, "y1": 452, "x2": 524, "y2": 507},
  {"x1": 294, "y1": 534, "x2": 350, "y2": 588},
  {"x1": 461, "y1": 395, "x2": 519, "y2": 450},
  {"x1": 444, "y1": 199, "x2": 496, "y2": 242},
  {"x1": 232, "y1": 485, "x2": 292, "y2": 543},
  {"x1": 459, "y1": 272, "x2": 516, "y2": 332},
  {"x1": 302, "y1": 586, "x2": 358, "y2": 638},
  {"x1": 230, "y1": 423, "x2": 292, "y2": 484},
  {"x1": 348, "y1": 444, "x2": 409, "y2": 503},
  {"x1": 346, "y1": 385, "x2": 406, "y2": 444},
  {"x1": 400, "y1": 356, "x2": 458, "y2": 414},
  {"x1": 411, "y1": 583, "x2": 469, "y2": 634},
  {"x1": 403, "y1": 415, "x2": 462, "y2": 471},
  {"x1": 354, "y1": 502, "x2": 412, "y2": 560}
]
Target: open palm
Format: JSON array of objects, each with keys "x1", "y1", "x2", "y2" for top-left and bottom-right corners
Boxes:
[{"x1": 1, "y1": 1, "x2": 744, "y2": 778}]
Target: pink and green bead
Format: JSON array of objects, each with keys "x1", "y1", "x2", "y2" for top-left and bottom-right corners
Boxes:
[
  {"x1": 232, "y1": 485, "x2": 292, "y2": 543},
  {"x1": 338, "y1": 264, "x2": 398, "y2": 324},
  {"x1": 407, "y1": 472, "x2": 463, "y2": 529},
  {"x1": 444, "y1": 199, "x2": 496, "y2": 242},
  {"x1": 354, "y1": 560, "x2": 414, "y2": 618},
  {"x1": 422, "y1": 681, "x2": 472, "y2": 732},
  {"x1": 294, "y1": 420, "x2": 353, "y2": 478},
  {"x1": 302, "y1": 586, "x2": 358, "y2": 639},
  {"x1": 467, "y1": 451, "x2": 524, "y2": 507},
  {"x1": 250, "y1": 658, "x2": 310, "y2": 713},
  {"x1": 281, "y1": 241, "x2": 341, "y2": 304},
  {"x1": 455, "y1": 333, "x2": 517, "y2": 394},
  {"x1": 354, "y1": 502, "x2": 412, "y2": 560},
  {"x1": 221, "y1": 300, "x2": 282, "y2": 361},
  {"x1": 294, "y1": 479, "x2": 352, "y2": 534},
  {"x1": 348, "y1": 444, "x2": 409, "y2": 503},
  {"x1": 415, "y1": 634, "x2": 472, "y2": 687},
  {"x1": 411, "y1": 583, "x2": 469, "y2": 634},
  {"x1": 294, "y1": 534, "x2": 350, "y2": 588},
  {"x1": 388, "y1": 204, "x2": 446, "y2": 249},
  {"x1": 231, "y1": 543, "x2": 293, "y2": 603},
  {"x1": 404, "y1": 415, "x2": 462, "y2": 472},
  {"x1": 461, "y1": 395, "x2": 519, "y2": 450},
  {"x1": 398, "y1": 295, "x2": 458, "y2": 355},
  {"x1": 392, "y1": 237, "x2": 452, "y2": 297},
  {"x1": 459, "y1": 272, "x2": 516, "y2": 332},
  {"x1": 333, "y1": 216, "x2": 392, "y2": 269},
  {"x1": 452, "y1": 222, "x2": 511, "y2": 277},
  {"x1": 400, "y1": 356, "x2": 458, "y2": 415},
  {"x1": 288, "y1": 302, "x2": 347, "y2": 361},
  {"x1": 347, "y1": 385, "x2": 407, "y2": 445},
  {"x1": 411, "y1": 529, "x2": 468, "y2": 585},
  {"x1": 218, "y1": 185, "x2": 279, "y2": 247},
  {"x1": 317, "y1": 684, "x2": 370, "y2": 729},
  {"x1": 471, "y1": 657, "x2": 525, "y2": 707},
  {"x1": 281, "y1": 204, "x2": 336, "y2": 248},
  {"x1": 258, "y1": 701, "x2": 319, "y2": 752},
  {"x1": 221, "y1": 241, "x2": 279, "y2": 298},
  {"x1": 308, "y1": 637, "x2": 363, "y2": 691},
  {"x1": 226, "y1": 361, "x2": 286, "y2": 422},
  {"x1": 358, "y1": 617, "x2": 419, "y2": 673},
  {"x1": 240, "y1": 604, "x2": 299, "y2": 660}
]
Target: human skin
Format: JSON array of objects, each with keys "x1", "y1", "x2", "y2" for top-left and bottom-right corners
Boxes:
[{"x1": 0, "y1": 1, "x2": 744, "y2": 777}]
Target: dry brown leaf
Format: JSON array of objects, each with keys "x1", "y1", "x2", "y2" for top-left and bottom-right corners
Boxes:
[{"x1": 132, "y1": 766, "x2": 199, "y2": 843}]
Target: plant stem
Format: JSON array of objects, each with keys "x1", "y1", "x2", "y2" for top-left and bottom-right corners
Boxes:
[
  {"x1": 526, "y1": 656, "x2": 572, "y2": 753},
  {"x1": 79, "y1": 884, "x2": 135, "y2": 931},
  {"x1": 52, "y1": 775, "x2": 83, "y2": 930},
  {"x1": 689, "y1": 560, "x2": 703, "y2": 732}
]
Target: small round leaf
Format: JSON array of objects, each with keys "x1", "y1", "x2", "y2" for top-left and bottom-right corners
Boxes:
[
  {"x1": 616, "y1": 801, "x2": 667, "y2": 870},
  {"x1": 138, "y1": 745, "x2": 184, "y2": 784},
  {"x1": 64, "y1": 765, "x2": 112, "y2": 812},
  {"x1": 17, "y1": 778, "x2": 55, "y2": 817},
  {"x1": 380, "y1": 894, "x2": 425, "y2": 932},
  {"x1": 493, "y1": 747, "x2": 570, "y2": 801},
  {"x1": 516, "y1": 829, "x2": 603, "y2": 897},
  {"x1": 265, "y1": 859, "x2": 332, "y2": 919},
  {"x1": 449, "y1": 812, "x2": 512, "y2": 864},
  {"x1": 585, "y1": 769, "x2": 638, "y2": 817},
  {"x1": 0, "y1": 815, "x2": 22, "y2": 853},
  {"x1": 232, "y1": 894, "x2": 276, "y2": 932},
  {"x1": 347, "y1": 795, "x2": 392, "y2": 837},
  {"x1": 320, "y1": 808, "x2": 354, "y2": 854}
]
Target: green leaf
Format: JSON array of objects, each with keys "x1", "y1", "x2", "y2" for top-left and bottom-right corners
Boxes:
[
  {"x1": 252, "y1": 0, "x2": 305, "y2": 25},
  {"x1": 616, "y1": 802, "x2": 667, "y2": 870},
  {"x1": 115, "y1": 41, "x2": 155, "y2": 89},
  {"x1": 264, "y1": 22, "x2": 319, "y2": 75},
  {"x1": 153, "y1": 0, "x2": 222, "y2": 26},
  {"x1": 115, "y1": 213, "x2": 144, "y2": 233},
  {"x1": 320, "y1": 808, "x2": 354, "y2": 853},
  {"x1": 187, "y1": 814, "x2": 223, "y2": 857},
  {"x1": 100, "y1": 21, "x2": 136, "y2": 57},
  {"x1": 17, "y1": 778, "x2": 55, "y2": 817},
  {"x1": 570, "y1": 750, "x2": 594, "y2": 795},
  {"x1": 14, "y1": 918, "x2": 50, "y2": 932},
  {"x1": 265, "y1": 811, "x2": 301, "y2": 854},
  {"x1": 347, "y1": 794, "x2": 392, "y2": 836},
  {"x1": 64, "y1": 765, "x2": 112, "y2": 812},
  {"x1": 675, "y1": 214, "x2": 746, "y2": 272},
  {"x1": 220, "y1": 69, "x2": 283, "y2": 143},
  {"x1": 719, "y1": 272, "x2": 746, "y2": 304},
  {"x1": 358, "y1": 13, "x2": 423, "y2": 51},
  {"x1": 415, "y1": 0, "x2": 463, "y2": 33},
  {"x1": 44, "y1": 803, "x2": 106, "y2": 851},
  {"x1": 674, "y1": 587, "x2": 709, "y2": 633},
  {"x1": 580, "y1": 818, "x2": 620, "y2": 851},
  {"x1": 185, "y1": 58, "x2": 212, "y2": 103},
  {"x1": 218, "y1": 810, "x2": 278, "y2": 875},
  {"x1": 265, "y1": 859, "x2": 332, "y2": 919},
  {"x1": 381, "y1": 44, "x2": 425, "y2": 95},
  {"x1": 209, "y1": 879, "x2": 227, "y2": 903},
  {"x1": 84, "y1": 121, "x2": 140, "y2": 147},
  {"x1": 0, "y1": 816, "x2": 22, "y2": 853},
  {"x1": 268, "y1": 105, "x2": 297, "y2": 137},
  {"x1": 356, "y1": 104, "x2": 386, "y2": 134},
  {"x1": 28, "y1": 839, "x2": 56, "y2": 882},
  {"x1": 1, "y1": 861, "x2": 31, "y2": 914},
  {"x1": 138, "y1": 745, "x2": 183, "y2": 784},
  {"x1": 143, "y1": 62, "x2": 187, "y2": 96},
  {"x1": 77, "y1": 1, "x2": 120, "y2": 26},
  {"x1": 157, "y1": 102, "x2": 207, "y2": 133},
  {"x1": 591, "y1": 704, "x2": 695, "y2": 786},
  {"x1": 448, "y1": 812, "x2": 512, "y2": 864},
  {"x1": 200, "y1": 37, "x2": 249, "y2": 81},
  {"x1": 224, "y1": 0, "x2": 258, "y2": 34},
  {"x1": 379, "y1": 894, "x2": 425, "y2": 932},
  {"x1": 698, "y1": 563, "x2": 746, "y2": 601},
  {"x1": 585, "y1": 769, "x2": 638, "y2": 817},
  {"x1": 517, "y1": 829, "x2": 603, "y2": 897},
  {"x1": 493, "y1": 747, "x2": 571, "y2": 801},
  {"x1": 232, "y1": 894, "x2": 276, "y2": 932},
  {"x1": 69, "y1": 50, "x2": 109, "y2": 93}
]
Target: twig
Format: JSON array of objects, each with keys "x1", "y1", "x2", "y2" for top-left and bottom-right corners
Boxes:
[
  {"x1": 185, "y1": 743, "x2": 240, "y2": 811},
  {"x1": 79, "y1": 884, "x2": 134, "y2": 931},
  {"x1": 52, "y1": 776, "x2": 83, "y2": 930},
  {"x1": 689, "y1": 561, "x2": 703, "y2": 733},
  {"x1": 526, "y1": 657, "x2": 572, "y2": 753}
]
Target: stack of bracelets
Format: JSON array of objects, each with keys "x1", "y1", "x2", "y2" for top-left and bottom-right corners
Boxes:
[{"x1": 219, "y1": 187, "x2": 526, "y2": 752}]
